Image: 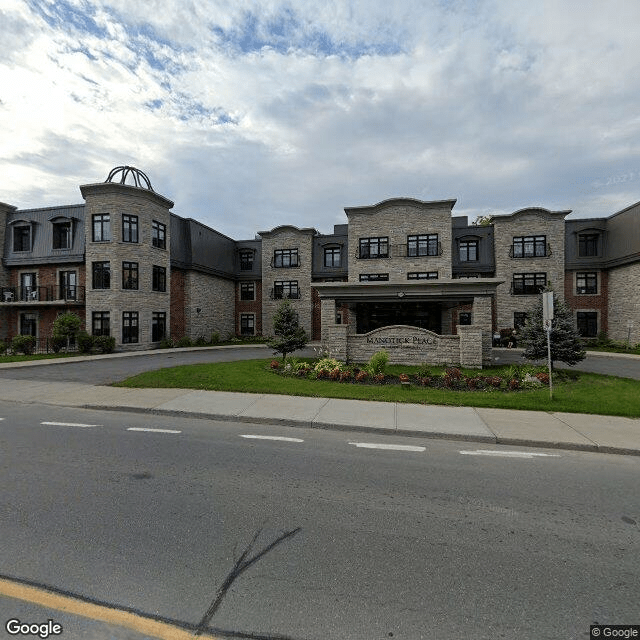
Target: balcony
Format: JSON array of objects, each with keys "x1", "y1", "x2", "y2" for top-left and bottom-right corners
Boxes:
[
  {"x1": 509, "y1": 244, "x2": 552, "y2": 258},
  {"x1": 1, "y1": 286, "x2": 85, "y2": 304},
  {"x1": 270, "y1": 288, "x2": 301, "y2": 300},
  {"x1": 355, "y1": 243, "x2": 442, "y2": 259}
]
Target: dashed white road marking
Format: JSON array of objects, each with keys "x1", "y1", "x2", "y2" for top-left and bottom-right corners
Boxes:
[
  {"x1": 126, "y1": 427, "x2": 182, "y2": 434},
  {"x1": 41, "y1": 421, "x2": 101, "y2": 428},
  {"x1": 240, "y1": 435, "x2": 304, "y2": 442},
  {"x1": 460, "y1": 449, "x2": 561, "y2": 458},
  {"x1": 348, "y1": 442, "x2": 426, "y2": 452}
]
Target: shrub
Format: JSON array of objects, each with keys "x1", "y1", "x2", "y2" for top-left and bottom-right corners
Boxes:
[
  {"x1": 94, "y1": 335, "x2": 116, "y2": 354},
  {"x1": 329, "y1": 367, "x2": 341, "y2": 380},
  {"x1": 416, "y1": 376, "x2": 431, "y2": 386},
  {"x1": 535, "y1": 372, "x2": 550, "y2": 385},
  {"x1": 399, "y1": 373, "x2": 410, "y2": 383},
  {"x1": 12, "y1": 335, "x2": 36, "y2": 355},
  {"x1": 374, "y1": 373, "x2": 385, "y2": 383},
  {"x1": 0, "y1": 342, "x2": 6, "y2": 355},
  {"x1": 314, "y1": 358, "x2": 342, "y2": 376},
  {"x1": 77, "y1": 331, "x2": 94, "y2": 354},
  {"x1": 159, "y1": 338, "x2": 174, "y2": 349},
  {"x1": 270, "y1": 360, "x2": 280, "y2": 369},
  {"x1": 339, "y1": 369, "x2": 353, "y2": 382},
  {"x1": 176, "y1": 336, "x2": 193, "y2": 348},
  {"x1": 355, "y1": 370, "x2": 369, "y2": 383},
  {"x1": 210, "y1": 332, "x2": 220, "y2": 344},
  {"x1": 484, "y1": 376, "x2": 503, "y2": 388},
  {"x1": 50, "y1": 334, "x2": 67, "y2": 353},
  {"x1": 194, "y1": 336, "x2": 208, "y2": 346},
  {"x1": 508, "y1": 378, "x2": 520, "y2": 390},
  {"x1": 367, "y1": 349, "x2": 389, "y2": 376}
]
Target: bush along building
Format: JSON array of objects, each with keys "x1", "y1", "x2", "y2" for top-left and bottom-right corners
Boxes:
[{"x1": 1, "y1": 167, "x2": 639, "y2": 365}]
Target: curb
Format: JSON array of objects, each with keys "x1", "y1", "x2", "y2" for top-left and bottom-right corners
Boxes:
[{"x1": 78, "y1": 402, "x2": 640, "y2": 457}]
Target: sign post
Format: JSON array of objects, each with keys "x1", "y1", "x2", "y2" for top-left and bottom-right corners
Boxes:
[{"x1": 542, "y1": 292, "x2": 554, "y2": 399}]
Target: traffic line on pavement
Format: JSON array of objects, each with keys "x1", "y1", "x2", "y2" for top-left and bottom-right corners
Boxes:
[
  {"x1": 460, "y1": 449, "x2": 561, "y2": 458},
  {"x1": 0, "y1": 575, "x2": 221, "y2": 640},
  {"x1": 41, "y1": 421, "x2": 101, "y2": 428},
  {"x1": 126, "y1": 427, "x2": 182, "y2": 434},
  {"x1": 240, "y1": 434, "x2": 304, "y2": 442},
  {"x1": 348, "y1": 442, "x2": 426, "y2": 452}
]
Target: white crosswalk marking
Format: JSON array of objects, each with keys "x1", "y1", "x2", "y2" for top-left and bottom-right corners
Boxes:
[
  {"x1": 41, "y1": 421, "x2": 100, "y2": 428},
  {"x1": 241, "y1": 435, "x2": 304, "y2": 442},
  {"x1": 460, "y1": 449, "x2": 561, "y2": 458},
  {"x1": 127, "y1": 427, "x2": 181, "y2": 434},
  {"x1": 348, "y1": 442, "x2": 426, "y2": 452}
]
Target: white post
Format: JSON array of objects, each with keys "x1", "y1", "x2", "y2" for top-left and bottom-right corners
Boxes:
[{"x1": 542, "y1": 292, "x2": 554, "y2": 400}]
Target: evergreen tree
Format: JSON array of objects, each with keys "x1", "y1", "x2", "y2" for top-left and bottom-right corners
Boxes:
[
  {"x1": 519, "y1": 290, "x2": 586, "y2": 369},
  {"x1": 268, "y1": 299, "x2": 308, "y2": 363}
]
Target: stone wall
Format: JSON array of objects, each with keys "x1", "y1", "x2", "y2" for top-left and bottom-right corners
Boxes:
[
  {"x1": 492, "y1": 210, "x2": 567, "y2": 330},
  {"x1": 347, "y1": 201, "x2": 454, "y2": 283},
  {"x1": 321, "y1": 323, "x2": 486, "y2": 367},
  {"x1": 185, "y1": 271, "x2": 235, "y2": 340},
  {"x1": 608, "y1": 262, "x2": 640, "y2": 344}
]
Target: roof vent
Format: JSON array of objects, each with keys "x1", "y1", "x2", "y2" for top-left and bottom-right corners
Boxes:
[{"x1": 105, "y1": 166, "x2": 155, "y2": 192}]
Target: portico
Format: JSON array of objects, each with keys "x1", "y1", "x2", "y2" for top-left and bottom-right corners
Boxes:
[{"x1": 315, "y1": 278, "x2": 503, "y2": 367}]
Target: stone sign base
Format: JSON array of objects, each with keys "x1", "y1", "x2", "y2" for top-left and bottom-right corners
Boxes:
[{"x1": 323, "y1": 324, "x2": 490, "y2": 368}]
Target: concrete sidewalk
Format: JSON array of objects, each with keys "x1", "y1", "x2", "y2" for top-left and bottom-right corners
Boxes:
[{"x1": 0, "y1": 376, "x2": 639, "y2": 456}]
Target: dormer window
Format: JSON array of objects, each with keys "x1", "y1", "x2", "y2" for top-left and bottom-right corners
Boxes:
[
  {"x1": 13, "y1": 225, "x2": 31, "y2": 252},
  {"x1": 53, "y1": 221, "x2": 72, "y2": 249},
  {"x1": 578, "y1": 233, "x2": 599, "y2": 257}
]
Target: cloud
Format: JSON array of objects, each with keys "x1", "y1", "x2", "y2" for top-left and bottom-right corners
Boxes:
[{"x1": 1, "y1": 0, "x2": 640, "y2": 236}]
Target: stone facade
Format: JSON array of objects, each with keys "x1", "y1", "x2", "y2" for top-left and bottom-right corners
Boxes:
[
  {"x1": 346, "y1": 199, "x2": 455, "y2": 283},
  {"x1": 183, "y1": 270, "x2": 235, "y2": 340},
  {"x1": 259, "y1": 226, "x2": 315, "y2": 337},
  {"x1": 492, "y1": 208, "x2": 568, "y2": 330},
  {"x1": 608, "y1": 262, "x2": 640, "y2": 344},
  {"x1": 81, "y1": 181, "x2": 172, "y2": 349}
]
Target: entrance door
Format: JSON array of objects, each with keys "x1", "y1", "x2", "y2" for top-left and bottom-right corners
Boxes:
[{"x1": 356, "y1": 301, "x2": 442, "y2": 334}]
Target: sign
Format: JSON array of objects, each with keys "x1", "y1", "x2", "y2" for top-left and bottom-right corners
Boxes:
[{"x1": 542, "y1": 292, "x2": 554, "y2": 331}]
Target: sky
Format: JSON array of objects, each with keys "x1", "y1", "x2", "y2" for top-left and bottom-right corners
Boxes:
[{"x1": 2, "y1": 0, "x2": 640, "y2": 239}]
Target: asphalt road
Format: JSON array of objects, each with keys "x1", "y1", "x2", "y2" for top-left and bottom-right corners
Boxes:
[{"x1": 0, "y1": 401, "x2": 638, "y2": 639}]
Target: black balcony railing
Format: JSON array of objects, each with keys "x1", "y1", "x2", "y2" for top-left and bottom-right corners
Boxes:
[
  {"x1": 509, "y1": 244, "x2": 552, "y2": 258},
  {"x1": 0, "y1": 286, "x2": 85, "y2": 303},
  {"x1": 270, "y1": 289, "x2": 301, "y2": 300},
  {"x1": 355, "y1": 243, "x2": 443, "y2": 259}
]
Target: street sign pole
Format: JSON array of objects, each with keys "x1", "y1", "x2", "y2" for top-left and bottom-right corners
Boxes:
[{"x1": 542, "y1": 292, "x2": 554, "y2": 400}]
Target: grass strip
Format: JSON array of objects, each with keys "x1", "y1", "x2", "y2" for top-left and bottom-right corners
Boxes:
[{"x1": 114, "y1": 358, "x2": 640, "y2": 418}]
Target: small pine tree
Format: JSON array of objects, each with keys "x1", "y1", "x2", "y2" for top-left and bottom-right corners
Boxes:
[
  {"x1": 268, "y1": 299, "x2": 308, "y2": 363},
  {"x1": 519, "y1": 290, "x2": 586, "y2": 369}
]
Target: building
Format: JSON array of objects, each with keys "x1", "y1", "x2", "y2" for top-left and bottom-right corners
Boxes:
[{"x1": 1, "y1": 166, "x2": 639, "y2": 361}]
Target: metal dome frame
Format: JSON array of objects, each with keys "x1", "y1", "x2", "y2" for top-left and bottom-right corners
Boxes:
[{"x1": 105, "y1": 166, "x2": 155, "y2": 192}]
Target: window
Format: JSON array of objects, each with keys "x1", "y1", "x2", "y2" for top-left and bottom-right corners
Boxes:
[
  {"x1": 152, "y1": 221, "x2": 166, "y2": 249},
  {"x1": 407, "y1": 234, "x2": 438, "y2": 257},
  {"x1": 459, "y1": 239, "x2": 478, "y2": 262},
  {"x1": 273, "y1": 249, "x2": 299, "y2": 268},
  {"x1": 53, "y1": 221, "x2": 71, "y2": 249},
  {"x1": 578, "y1": 233, "x2": 599, "y2": 257},
  {"x1": 20, "y1": 272, "x2": 37, "y2": 301},
  {"x1": 273, "y1": 280, "x2": 299, "y2": 299},
  {"x1": 92, "y1": 311, "x2": 110, "y2": 337},
  {"x1": 512, "y1": 273, "x2": 546, "y2": 295},
  {"x1": 13, "y1": 226, "x2": 31, "y2": 252},
  {"x1": 576, "y1": 272, "x2": 597, "y2": 294},
  {"x1": 240, "y1": 282, "x2": 255, "y2": 300},
  {"x1": 122, "y1": 214, "x2": 138, "y2": 243},
  {"x1": 512, "y1": 235, "x2": 547, "y2": 258},
  {"x1": 152, "y1": 312, "x2": 166, "y2": 342},
  {"x1": 459, "y1": 312, "x2": 472, "y2": 325},
  {"x1": 240, "y1": 314, "x2": 255, "y2": 336},
  {"x1": 324, "y1": 247, "x2": 341, "y2": 267},
  {"x1": 359, "y1": 237, "x2": 389, "y2": 259},
  {"x1": 122, "y1": 262, "x2": 139, "y2": 290},
  {"x1": 59, "y1": 271, "x2": 77, "y2": 300},
  {"x1": 359, "y1": 273, "x2": 389, "y2": 281},
  {"x1": 122, "y1": 311, "x2": 139, "y2": 344},
  {"x1": 152, "y1": 266, "x2": 166, "y2": 292},
  {"x1": 20, "y1": 313, "x2": 37, "y2": 336},
  {"x1": 577, "y1": 312, "x2": 598, "y2": 337},
  {"x1": 92, "y1": 214, "x2": 111, "y2": 242},
  {"x1": 514, "y1": 312, "x2": 528, "y2": 329},
  {"x1": 239, "y1": 250, "x2": 254, "y2": 270},
  {"x1": 92, "y1": 261, "x2": 110, "y2": 289},
  {"x1": 407, "y1": 272, "x2": 438, "y2": 280}
]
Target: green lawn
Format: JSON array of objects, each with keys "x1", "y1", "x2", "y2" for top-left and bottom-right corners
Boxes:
[
  {"x1": 114, "y1": 358, "x2": 640, "y2": 418},
  {"x1": 0, "y1": 352, "x2": 82, "y2": 363}
]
